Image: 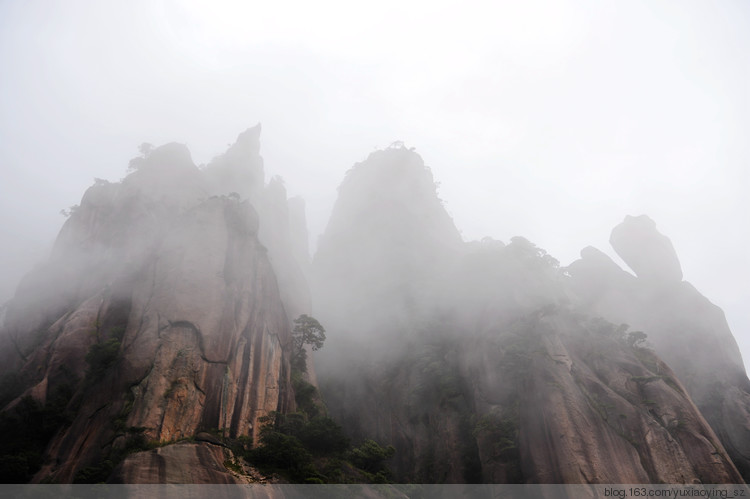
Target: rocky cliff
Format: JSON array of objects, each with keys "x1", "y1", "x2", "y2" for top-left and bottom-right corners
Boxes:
[
  {"x1": 2, "y1": 135, "x2": 747, "y2": 485},
  {"x1": 0, "y1": 128, "x2": 308, "y2": 483},
  {"x1": 312, "y1": 145, "x2": 745, "y2": 483},
  {"x1": 568, "y1": 215, "x2": 750, "y2": 480}
]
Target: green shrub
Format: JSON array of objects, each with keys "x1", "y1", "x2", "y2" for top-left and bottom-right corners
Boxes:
[
  {"x1": 85, "y1": 338, "x2": 121, "y2": 379},
  {"x1": 291, "y1": 315, "x2": 326, "y2": 374},
  {"x1": 0, "y1": 372, "x2": 23, "y2": 408},
  {"x1": 0, "y1": 386, "x2": 75, "y2": 483},
  {"x1": 298, "y1": 416, "x2": 350, "y2": 455},
  {"x1": 248, "y1": 412, "x2": 392, "y2": 483},
  {"x1": 109, "y1": 325, "x2": 126, "y2": 341},
  {"x1": 292, "y1": 374, "x2": 320, "y2": 418},
  {"x1": 349, "y1": 440, "x2": 395, "y2": 474},
  {"x1": 223, "y1": 459, "x2": 242, "y2": 474},
  {"x1": 73, "y1": 460, "x2": 114, "y2": 484},
  {"x1": 250, "y1": 430, "x2": 314, "y2": 481}
]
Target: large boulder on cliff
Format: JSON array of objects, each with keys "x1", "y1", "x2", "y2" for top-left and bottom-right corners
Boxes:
[
  {"x1": 610, "y1": 215, "x2": 683, "y2": 284},
  {"x1": 311, "y1": 150, "x2": 743, "y2": 483},
  {"x1": 568, "y1": 216, "x2": 750, "y2": 480}
]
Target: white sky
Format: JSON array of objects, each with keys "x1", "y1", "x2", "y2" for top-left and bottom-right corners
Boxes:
[{"x1": 1, "y1": 0, "x2": 748, "y2": 365}]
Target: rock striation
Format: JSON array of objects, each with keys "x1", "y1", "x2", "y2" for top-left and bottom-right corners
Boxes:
[
  {"x1": 2, "y1": 134, "x2": 748, "y2": 485},
  {"x1": 568, "y1": 216, "x2": 750, "y2": 480},
  {"x1": 0, "y1": 129, "x2": 309, "y2": 483},
  {"x1": 109, "y1": 441, "x2": 252, "y2": 484},
  {"x1": 312, "y1": 148, "x2": 745, "y2": 483}
]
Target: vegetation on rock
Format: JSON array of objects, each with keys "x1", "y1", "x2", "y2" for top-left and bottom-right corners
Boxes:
[
  {"x1": 291, "y1": 314, "x2": 326, "y2": 374},
  {"x1": 0, "y1": 385, "x2": 75, "y2": 483},
  {"x1": 239, "y1": 315, "x2": 395, "y2": 483}
]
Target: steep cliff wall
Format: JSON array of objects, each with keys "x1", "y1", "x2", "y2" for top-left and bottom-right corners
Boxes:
[
  {"x1": 0, "y1": 131, "x2": 306, "y2": 483},
  {"x1": 312, "y1": 145, "x2": 463, "y2": 360},
  {"x1": 312, "y1": 147, "x2": 744, "y2": 483},
  {"x1": 3, "y1": 135, "x2": 746, "y2": 484},
  {"x1": 567, "y1": 215, "x2": 750, "y2": 479}
]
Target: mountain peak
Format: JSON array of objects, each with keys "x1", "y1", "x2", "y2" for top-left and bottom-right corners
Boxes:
[
  {"x1": 204, "y1": 123, "x2": 264, "y2": 200},
  {"x1": 610, "y1": 214, "x2": 683, "y2": 283}
]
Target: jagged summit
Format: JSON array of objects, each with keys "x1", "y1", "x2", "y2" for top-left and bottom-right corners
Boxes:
[
  {"x1": 569, "y1": 215, "x2": 750, "y2": 478},
  {"x1": 313, "y1": 145, "x2": 462, "y2": 348},
  {"x1": 610, "y1": 214, "x2": 683, "y2": 284},
  {"x1": 317, "y1": 145, "x2": 462, "y2": 270},
  {"x1": 1, "y1": 133, "x2": 748, "y2": 485},
  {"x1": 143, "y1": 141, "x2": 194, "y2": 166},
  {"x1": 228, "y1": 123, "x2": 262, "y2": 158},
  {"x1": 0, "y1": 129, "x2": 309, "y2": 483},
  {"x1": 204, "y1": 123, "x2": 265, "y2": 201},
  {"x1": 312, "y1": 152, "x2": 745, "y2": 483}
]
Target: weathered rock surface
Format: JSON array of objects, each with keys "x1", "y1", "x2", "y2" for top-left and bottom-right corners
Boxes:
[
  {"x1": 610, "y1": 215, "x2": 683, "y2": 284},
  {"x1": 312, "y1": 149, "x2": 744, "y2": 483},
  {"x1": 109, "y1": 442, "x2": 251, "y2": 484},
  {"x1": 205, "y1": 125, "x2": 311, "y2": 325},
  {"x1": 320, "y1": 249, "x2": 743, "y2": 483},
  {"x1": 515, "y1": 313, "x2": 739, "y2": 483},
  {"x1": 3, "y1": 135, "x2": 747, "y2": 485},
  {"x1": 0, "y1": 130, "x2": 309, "y2": 483},
  {"x1": 568, "y1": 216, "x2": 750, "y2": 479}
]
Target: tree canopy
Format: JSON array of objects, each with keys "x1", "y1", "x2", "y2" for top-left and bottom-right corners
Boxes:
[{"x1": 291, "y1": 315, "x2": 326, "y2": 373}]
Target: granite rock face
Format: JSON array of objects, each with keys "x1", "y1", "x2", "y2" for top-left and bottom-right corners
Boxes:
[
  {"x1": 568, "y1": 216, "x2": 750, "y2": 479},
  {"x1": 311, "y1": 149, "x2": 743, "y2": 483},
  {"x1": 205, "y1": 125, "x2": 311, "y2": 325},
  {"x1": 2, "y1": 135, "x2": 747, "y2": 485},
  {"x1": 609, "y1": 215, "x2": 683, "y2": 284},
  {"x1": 0, "y1": 130, "x2": 307, "y2": 483},
  {"x1": 109, "y1": 442, "x2": 251, "y2": 484},
  {"x1": 514, "y1": 313, "x2": 739, "y2": 484}
]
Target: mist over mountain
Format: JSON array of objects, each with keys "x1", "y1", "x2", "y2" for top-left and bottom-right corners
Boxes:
[
  {"x1": 311, "y1": 144, "x2": 749, "y2": 483},
  {"x1": 0, "y1": 130, "x2": 748, "y2": 486},
  {"x1": 569, "y1": 215, "x2": 750, "y2": 478},
  {"x1": 0, "y1": 129, "x2": 306, "y2": 483}
]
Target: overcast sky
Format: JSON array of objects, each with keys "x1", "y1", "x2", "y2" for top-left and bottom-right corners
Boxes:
[{"x1": 1, "y1": 0, "x2": 748, "y2": 366}]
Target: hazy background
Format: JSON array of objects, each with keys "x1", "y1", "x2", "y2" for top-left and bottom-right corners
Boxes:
[{"x1": 1, "y1": 1, "x2": 748, "y2": 365}]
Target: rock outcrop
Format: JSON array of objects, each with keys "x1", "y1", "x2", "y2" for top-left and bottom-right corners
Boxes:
[
  {"x1": 514, "y1": 313, "x2": 738, "y2": 483},
  {"x1": 0, "y1": 129, "x2": 309, "y2": 483},
  {"x1": 205, "y1": 124, "x2": 311, "y2": 324},
  {"x1": 312, "y1": 145, "x2": 463, "y2": 355},
  {"x1": 609, "y1": 215, "x2": 683, "y2": 284},
  {"x1": 204, "y1": 124, "x2": 265, "y2": 203},
  {"x1": 109, "y1": 442, "x2": 251, "y2": 484},
  {"x1": 2, "y1": 134, "x2": 747, "y2": 485},
  {"x1": 311, "y1": 148, "x2": 744, "y2": 483},
  {"x1": 568, "y1": 216, "x2": 750, "y2": 479}
]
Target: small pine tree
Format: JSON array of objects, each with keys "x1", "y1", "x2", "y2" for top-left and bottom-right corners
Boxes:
[{"x1": 291, "y1": 315, "x2": 326, "y2": 373}]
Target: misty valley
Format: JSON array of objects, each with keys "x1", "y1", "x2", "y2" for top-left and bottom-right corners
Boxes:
[{"x1": 1, "y1": 127, "x2": 749, "y2": 487}]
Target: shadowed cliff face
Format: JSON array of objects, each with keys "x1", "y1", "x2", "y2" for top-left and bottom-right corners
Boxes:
[
  {"x1": 568, "y1": 216, "x2": 750, "y2": 480},
  {"x1": 0, "y1": 130, "x2": 308, "y2": 483},
  {"x1": 312, "y1": 149, "x2": 744, "y2": 483}
]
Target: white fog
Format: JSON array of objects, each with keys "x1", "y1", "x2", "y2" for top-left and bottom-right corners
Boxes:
[{"x1": 1, "y1": 0, "x2": 748, "y2": 368}]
